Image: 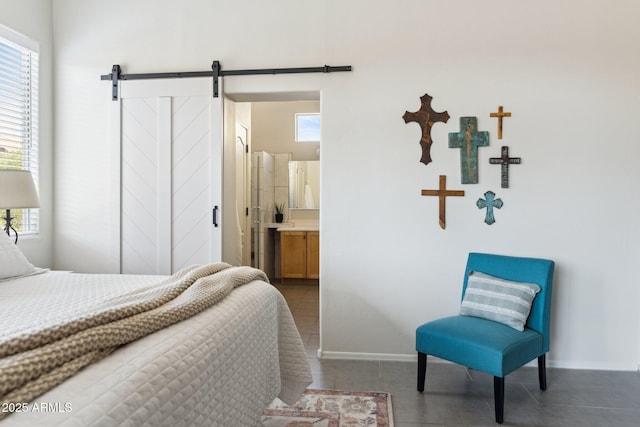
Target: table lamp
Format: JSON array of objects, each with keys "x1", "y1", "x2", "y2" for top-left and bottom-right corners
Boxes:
[{"x1": 0, "y1": 170, "x2": 40, "y2": 243}]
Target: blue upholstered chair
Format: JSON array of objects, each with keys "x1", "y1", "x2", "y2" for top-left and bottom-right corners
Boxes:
[{"x1": 416, "y1": 253, "x2": 555, "y2": 424}]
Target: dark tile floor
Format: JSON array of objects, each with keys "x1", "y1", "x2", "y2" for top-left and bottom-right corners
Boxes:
[{"x1": 275, "y1": 282, "x2": 640, "y2": 427}]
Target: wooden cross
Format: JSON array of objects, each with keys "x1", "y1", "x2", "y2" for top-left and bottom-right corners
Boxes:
[
  {"x1": 489, "y1": 146, "x2": 521, "y2": 188},
  {"x1": 490, "y1": 106, "x2": 511, "y2": 139},
  {"x1": 448, "y1": 117, "x2": 489, "y2": 184},
  {"x1": 403, "y1": 93, "x2": 450, "y2": 166},
  {"x1": 421, "y1": 175, "x2": 465, "y2": 230},
  {"x1": 476, "y1": 191, "x2": 503, "y2": 225}
]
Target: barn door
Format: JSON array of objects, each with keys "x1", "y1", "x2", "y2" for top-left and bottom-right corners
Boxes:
[{"x1": 110, "y1": 78, "x2": 222, "y2": 274}]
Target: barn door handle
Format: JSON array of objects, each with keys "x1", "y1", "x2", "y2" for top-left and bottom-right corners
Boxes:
[{"x1": 212, "y1": 206, "x2": 219, "y2": 227}]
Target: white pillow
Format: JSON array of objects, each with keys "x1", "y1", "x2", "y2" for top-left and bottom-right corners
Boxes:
[
  {"x1": 0, "y1": 231, "x2": 37, "y2": 280},
  {"x1": 459, "y1": 271, "x2": 541, "y2": 331}
]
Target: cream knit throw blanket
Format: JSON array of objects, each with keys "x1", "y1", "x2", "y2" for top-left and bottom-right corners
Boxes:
[{"x1": 0, "y1": 263, "x2": 268, "y2": 418}]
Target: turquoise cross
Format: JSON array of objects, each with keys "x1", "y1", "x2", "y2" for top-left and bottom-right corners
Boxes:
[
  {"x1": 476, "y1": 191, "x2": 503, "y2": 225},
  {"x1": 449, "y1": 117, "x2": 489, "y2": 184}
]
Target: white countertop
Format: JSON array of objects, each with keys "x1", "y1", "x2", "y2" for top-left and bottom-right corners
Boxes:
[{"x1": 276, "y1": 221, "x2": 319, "y2": 232}]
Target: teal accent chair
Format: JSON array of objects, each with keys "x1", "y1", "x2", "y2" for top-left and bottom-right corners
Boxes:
[{"x1": 415, "y1": 253, "x2": 555, "y2": 424}]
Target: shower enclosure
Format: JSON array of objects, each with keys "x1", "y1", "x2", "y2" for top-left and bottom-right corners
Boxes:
[{"x1": 250, "y1": 152, "x2": 291, "y2": 278}]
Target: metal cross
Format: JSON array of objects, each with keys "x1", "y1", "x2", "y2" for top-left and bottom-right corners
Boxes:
[
  {"x1": 421, "y1": 175, "x2": 465, "y2": 230},
  {"x1": 476, "y1": 191, "x2": 503, "y2": 225},
  {"x1": 403, "y1": 93, "x2": 450, "y2": 166},
  {"x1": 448, "y1": 117, "x2": 489, "y2": 184},
  {"x1": 490, "y1": 106, "x2": 511, "y2": 139},
  {"x1": 489, "y1": 146, "x2": 521, "y2": 188}
]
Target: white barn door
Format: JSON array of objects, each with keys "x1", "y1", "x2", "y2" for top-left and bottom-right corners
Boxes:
[{"x1": 110, "y1": 78, "x2": 222, "y2": 274}]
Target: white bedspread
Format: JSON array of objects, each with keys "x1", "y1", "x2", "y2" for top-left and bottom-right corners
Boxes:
[{"x1": 0, "y1": 271, "x2": 312, "y2": 426}]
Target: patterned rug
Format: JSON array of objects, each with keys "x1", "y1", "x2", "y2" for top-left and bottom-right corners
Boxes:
[{"x1": 262, "y1": 389, "x2": 393, "y2": 427}]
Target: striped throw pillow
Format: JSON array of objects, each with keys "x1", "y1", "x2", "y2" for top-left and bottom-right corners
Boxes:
[{"x1": 459, "y1": 271, "x2": 541, "y2": 331}]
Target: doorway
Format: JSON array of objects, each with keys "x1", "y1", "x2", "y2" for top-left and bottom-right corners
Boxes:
[
  {"x1": 224, "y1": 92, "x2": 321, "y2": 354},
  {"x1": 224, "y1": 92, "x2": 320, "y2": 272}
]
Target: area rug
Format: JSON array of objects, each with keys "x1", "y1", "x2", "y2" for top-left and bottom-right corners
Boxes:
[{"x1": 262, "y1": 389, "x2": 393, "y2": 427}]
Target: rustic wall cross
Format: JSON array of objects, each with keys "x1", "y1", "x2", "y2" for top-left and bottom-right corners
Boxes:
[
  {"x1": 476, "y1": 191, "x2": 503, "y2": 225},
  {"x1": 421, "y1": 175, "x2": 465, "y2": 230},
  {"x1": 448, "y1": 117, "x2": 489, "y2": 184},
  {"x1": 490, "y1": 106, "x2": 511, "y2": 139},
  {"x1": 489, "y1": 146, "x2": 521, "y2": 188},
  {"x1": 403, "y1": 93, "x2": 450, "y2": 166}
]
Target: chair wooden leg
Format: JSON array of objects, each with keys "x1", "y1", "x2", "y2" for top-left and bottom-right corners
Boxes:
[
  {"x1": 538, "y1": 354, "x2": 547, "y2": 390},
  {"x1": 494, "y1": 376, "x2": 504, "y2": 424},
  {"x1": 417, "y1": 352, "x2": 427, "y2": 392}
]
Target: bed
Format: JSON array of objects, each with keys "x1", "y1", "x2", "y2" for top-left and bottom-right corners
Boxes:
[{"x1": 0, "y1": 233, "x2": 312, "y2": 426}]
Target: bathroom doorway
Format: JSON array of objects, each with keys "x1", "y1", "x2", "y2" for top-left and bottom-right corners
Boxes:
[
  {"x1": 225, "y1": 93, "x2": 320, "y2": 275},
  {"x1": 225, "y1": 91, "x2": 321, "y2": 354}
]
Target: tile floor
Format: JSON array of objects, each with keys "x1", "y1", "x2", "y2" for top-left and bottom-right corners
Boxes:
[{"x1": 275, "y1": 282, "x2": 640, "y2": 427}]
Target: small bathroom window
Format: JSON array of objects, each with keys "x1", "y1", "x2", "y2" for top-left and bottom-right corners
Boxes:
[{"x1": 295, "y1": 113, "x2": 321, "y2": 143}]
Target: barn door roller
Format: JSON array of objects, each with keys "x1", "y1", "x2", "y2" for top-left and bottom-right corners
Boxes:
[{"x1": 101, "y1": 61, "x2": 352, "y2": 100}]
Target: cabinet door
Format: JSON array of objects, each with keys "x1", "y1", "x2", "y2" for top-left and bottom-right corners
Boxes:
[
  {"x1": 306, "y1": 231, "x2": 320, "y2": 279},
  {"x1": 280, "y1": 231, "x2": 307, "y2": 278}
]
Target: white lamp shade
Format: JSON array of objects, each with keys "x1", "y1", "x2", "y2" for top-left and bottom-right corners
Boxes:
[{"x1": 0, "y1": 170, "x2": 40, "y2": 209}]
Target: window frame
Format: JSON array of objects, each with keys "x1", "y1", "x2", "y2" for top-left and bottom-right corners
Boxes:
[{"x1": 0, "y1": 25, "x2": 40, "y2": 236}]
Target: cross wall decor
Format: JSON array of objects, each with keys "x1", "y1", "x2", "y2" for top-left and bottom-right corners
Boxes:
[
  {"x1": 490, "y1": 106, "x2": 511, "y2": 139},
  {"x1": 489, "y1": 146, "x2": 521, "y2": 188},
  {"x1": 421, "y1": 175, "x2": 465, "y2": 230},
  {"x1": 448, "y1": 117, "x2": 489, "y2": 184},
  {"x1": 403, "y1": 93, "x2": 450, "y2": 166},
  {"x1": 476, "y1": 191, "x2": 503, "y2": 225}
]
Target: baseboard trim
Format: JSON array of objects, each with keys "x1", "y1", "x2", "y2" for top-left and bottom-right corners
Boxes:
[
  {"x1": 547, "y1": 359, "x2": 639, "y2": 372},
  {"x1": 318, "y1": 350, "x2": 415, "y2": 362},
  {"x1": 317, "y1": 350, "x2": 640, "y2": 371}
]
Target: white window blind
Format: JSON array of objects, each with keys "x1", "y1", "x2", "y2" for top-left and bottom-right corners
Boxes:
[{"x1": 0, "y1": 27, "x2": 39, "y2": 234}]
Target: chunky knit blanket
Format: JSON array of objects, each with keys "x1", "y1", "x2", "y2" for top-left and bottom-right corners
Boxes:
[{"x1": 0, "y1": 263, "x2": 268, "y2": 418}]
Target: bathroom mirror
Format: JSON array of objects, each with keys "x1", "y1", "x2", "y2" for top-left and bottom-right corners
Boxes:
[{"x1": 288, "y1": 161, "x2": 320, "y2": 209}]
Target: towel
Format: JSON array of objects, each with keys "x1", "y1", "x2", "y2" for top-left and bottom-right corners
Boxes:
[
  {"x1": 234, "y1": 203, "x2": 243, "y2": 265},
  {"x1": 304, "y1": 184, "x2": 315, "y2": 209}
]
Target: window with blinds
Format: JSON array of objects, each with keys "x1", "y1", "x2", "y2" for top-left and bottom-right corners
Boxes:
[{"x1": 0, "y1": 28, "x2": 39, "y2": 235}]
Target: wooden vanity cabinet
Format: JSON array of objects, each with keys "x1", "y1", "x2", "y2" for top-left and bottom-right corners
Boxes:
[
  {"x1": 305, "y1": 231, "x2": 319, "y2": 279},
  {"x1": 280, "y1": 231, "x2": 319, "y2": 279}
]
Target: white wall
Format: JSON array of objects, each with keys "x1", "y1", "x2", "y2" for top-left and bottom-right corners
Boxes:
[
  {"x1": 51, "y1": 0, "x2": 640, "y2": 370},
  {"x1": 0, "y1": 0, "x2": 53, "y2": 268},
  {"x1": 251, "y1": 101, "x2": 321, "y2": 161}
]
